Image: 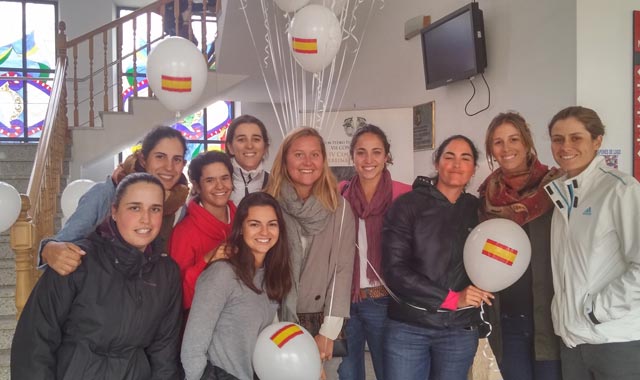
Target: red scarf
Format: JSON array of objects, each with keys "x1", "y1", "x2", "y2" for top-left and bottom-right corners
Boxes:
[
  {"x1": 343, "y1": 169, "x2": 393, "y2": 302},
  {"x1": 478, "y1": 159, "x2": 561, "y2": 226}
]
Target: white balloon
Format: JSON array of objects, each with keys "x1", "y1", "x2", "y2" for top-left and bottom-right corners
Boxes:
[
  {"x1": 274, "y1": 0, "x2": 310, "y2": 13},
  {"x1": 309, "y1": 0, "x2": 347, "y2": 15},
  {"x1": 146, "y1": 37, "x2": 208, "y2": 114},
  {"x1": 0, "y1": 182, "x2": 21, "y2": 232},
  {"x1": 288, "y1": 5, "x2": 342, "y2": 73},
  {"x1": 253, "y1": 322, "x2": 321, "y2": 380},
  {"x1": 61, "y1": 180, "x2": 96, "y2": 218},
  {"x1": 463, "y1": 219, "x2": 531, "y2": 292}
]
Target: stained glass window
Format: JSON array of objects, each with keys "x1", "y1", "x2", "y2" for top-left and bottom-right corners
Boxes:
[{"x1": 0, "y1": 0, "x2": 56, "y2": 142}]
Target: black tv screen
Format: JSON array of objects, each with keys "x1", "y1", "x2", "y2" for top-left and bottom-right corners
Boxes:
[{"x1": 421, "y1": 3, "x2": 487, "y2": 90}]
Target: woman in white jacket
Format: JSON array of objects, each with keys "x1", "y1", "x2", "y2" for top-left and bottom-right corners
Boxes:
[{"x1": 545, "y1": 106, "x2": 640, "y2": 380}]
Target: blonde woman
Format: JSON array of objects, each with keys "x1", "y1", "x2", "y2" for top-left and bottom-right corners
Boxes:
[{"x1": 266, "y1": 127, "x2": 356, "y2": 379}]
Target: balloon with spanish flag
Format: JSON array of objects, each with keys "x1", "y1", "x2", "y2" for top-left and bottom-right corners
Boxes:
[
  {"x1": 463, "y1": 218, "x2": 532, "y2": 292},
  {"x1": 253, "y1": 322, "x2": 321, "y2": 380},
  {"x1": 288, "y1": 4, "x2": 342, "y2": 73},
  {"x1": 146, "y1": 36, "x2": 207, "y2": 118}
]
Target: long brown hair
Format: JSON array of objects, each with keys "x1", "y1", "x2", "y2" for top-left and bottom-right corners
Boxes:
[
  {"x1": 225, "y1": 192, "x2": 292, "y2": 302},
  {"x1": 265, "y1": 127, "x2": 339, "y2": 211}
]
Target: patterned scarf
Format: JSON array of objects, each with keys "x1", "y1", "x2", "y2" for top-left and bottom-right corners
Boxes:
[
  {"x1": 343, "y1": 169, "x2": 392, "y2": 301},
  {"x1": 478, "y1": 158, "x2": 561, "y2": 226},
  {"x1": 277, "y1": 181, "x2": 331, "y2": 322}
]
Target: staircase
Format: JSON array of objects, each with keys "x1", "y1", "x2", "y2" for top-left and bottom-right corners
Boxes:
[
  {"x1": 0, "y1": 143, "x2": 36, "y2": 378},
  {"x1": 0, "y1": 143, "x2": 69, "y2": 378}
]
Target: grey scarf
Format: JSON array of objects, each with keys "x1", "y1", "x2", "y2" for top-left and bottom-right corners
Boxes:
[{"x1": 278, "y1": 181, "x2": 331, "y2": 322}]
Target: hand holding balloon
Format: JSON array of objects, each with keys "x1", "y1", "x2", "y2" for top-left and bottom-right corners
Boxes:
[{"x1": 457, "y1": 285, "x2": 494, "y2": 308}]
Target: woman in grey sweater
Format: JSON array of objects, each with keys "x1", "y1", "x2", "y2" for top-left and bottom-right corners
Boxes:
[{"x1": 181, "y1": 192, "x2": 292, "y2": 380}]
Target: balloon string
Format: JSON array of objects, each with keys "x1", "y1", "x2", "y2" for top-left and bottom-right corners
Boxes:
[
  {"x1": 479, "y1": 302, "x2": 501, "y2": 373},
  {"x1": 240, "y1": 0, "x2": 286, "y2": 138}
]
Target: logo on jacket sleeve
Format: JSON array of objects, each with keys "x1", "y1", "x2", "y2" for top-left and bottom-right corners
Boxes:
[{"x1": 582, "y1": 206, "x2": 592, "y2": 216}]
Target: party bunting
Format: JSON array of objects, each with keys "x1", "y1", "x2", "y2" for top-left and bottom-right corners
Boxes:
[
  {"x1": 270, "y1": 323, "x2": 303, "y2": 348},
  {"x1": 291, "y1": 37, "x2": 318, "y2": 54},
  {"x1": 161, "y1": 75, "x2": 192, "y2": 92},
  {"x1": 482, "y1": 239, "x2": 517, "y2": 266}
]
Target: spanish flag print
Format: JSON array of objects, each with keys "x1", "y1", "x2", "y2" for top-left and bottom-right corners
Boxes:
[
  {"x1": 161, "y1": 75, "x2": 192, "y2": 92},
  {"x1": 291, "y1": 37, "x2": 318, "y2": 54},
  {"x1": 482, "y1": 239, "x2": 518, "y2": 266},
  {"x1": 270, "y1": 323, "x2": 303, "y2": 348}
]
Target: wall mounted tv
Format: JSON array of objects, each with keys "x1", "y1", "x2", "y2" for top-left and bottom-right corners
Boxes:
[{"x1": 420, "y1": 2, "x2": 487, "y2": 90}]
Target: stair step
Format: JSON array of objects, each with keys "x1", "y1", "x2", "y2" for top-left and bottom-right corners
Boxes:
[
  {"x1": 0, "y1": 161, "x2": 34, "y2": 176},
  {"x1": 0, "y1": 243, "x2": 14, "y2": 261},
  {"x1": 0, "y1": 349, "x2": 9, "y2": 375},
  {"x1": 0, "y1": 315, "x2": 16, "y2": 351},
  {"x1": 0, "y1": 286, "x2": 15, "y2": 317},
  {"x1": 0, "y1": 267, "x2": 14, "y2": 287},
  {"x1": 0, "y1": 144, "x2": 38, "y2": 162}
]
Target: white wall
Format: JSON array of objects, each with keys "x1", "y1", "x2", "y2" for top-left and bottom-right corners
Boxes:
[
  {"x1": 340, "y1": 0, "x2": 577, "y2": 190},
  {"x1": 577, "y1": 0, "x2": 639, "y2": 174}
]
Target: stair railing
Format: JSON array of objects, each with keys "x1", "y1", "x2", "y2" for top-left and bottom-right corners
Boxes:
[
  {"x1": 64, "y1": 0, "x2": 217, "y2": 129},
  {"x1": 10, "y1": 24, "x2": 69, "y2": 319}
]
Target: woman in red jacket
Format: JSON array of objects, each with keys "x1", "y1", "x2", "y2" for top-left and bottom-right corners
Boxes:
[{"x1": 169, "y1": 151, "x2": 236, "y2": 309}]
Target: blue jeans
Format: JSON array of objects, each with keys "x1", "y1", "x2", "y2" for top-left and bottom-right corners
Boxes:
[
  {"x1": 338, "y1": 296, "x2": 389, "y2": 380},
  {"x1": 499, "y1": 314, "x2": 562, "y2": 380},
  {"x1": 383, "y1": 318, "x2": 478, "y2": 380}
]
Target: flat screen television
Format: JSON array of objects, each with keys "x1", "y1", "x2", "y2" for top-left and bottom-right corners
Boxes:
[{"x1": 420, "y1": 2, "x2": 487, "y2": 90}]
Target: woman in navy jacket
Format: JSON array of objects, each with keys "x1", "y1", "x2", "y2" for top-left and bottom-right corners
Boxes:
[
  {"x1": 382, "y1": 135, "x2": 493, "y2": 380},
  {"x1": 11, "y1": 173, "x2": 182, "y2": 380}
]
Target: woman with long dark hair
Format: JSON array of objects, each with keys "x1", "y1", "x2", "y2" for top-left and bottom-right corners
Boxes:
[
  {"x1": 337, "y1": 124, "x2": 411, "y2": 380},
  {"x1": 181, "y1": 192, "x2": 292, "y2": 380}
]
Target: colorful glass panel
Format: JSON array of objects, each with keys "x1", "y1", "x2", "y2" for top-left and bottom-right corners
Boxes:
[
  {"x1": 0, "y1": 1, "x2": 56, "y2": 141},
  {"x1": 0, "y1": 2, "x2": 23, "y2": 71}
]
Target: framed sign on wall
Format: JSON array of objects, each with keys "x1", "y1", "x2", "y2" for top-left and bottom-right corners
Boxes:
[{"x1": 413, "y1": 101, "x2": 435, "y2": 151}]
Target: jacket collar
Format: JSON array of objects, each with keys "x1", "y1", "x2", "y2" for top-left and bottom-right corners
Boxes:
[
  {"x1": 412, "y1": 176, "x2": 460, "y2": 204},
  {"x1": 545, "y1": 156, "x2": 604, "y2": 220},
  {"x1": 94, "y1": 218, "x2": 160, "y2": 278},
  {"x1": 232, "y1": 157, "x2": 265, "y2": 181}
]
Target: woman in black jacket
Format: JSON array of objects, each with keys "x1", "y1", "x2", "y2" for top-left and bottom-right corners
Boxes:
[
  {"x1": 382, "y1": 135, "x2": 494, "y2": 380},
  {"x1": 11, "y1": 173, "x2": 182, "y2": 380}
]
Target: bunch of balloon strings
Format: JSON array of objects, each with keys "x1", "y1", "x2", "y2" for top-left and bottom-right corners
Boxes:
[{"x1": 239, "y1": 0, "x2": 384, "y2": 136}]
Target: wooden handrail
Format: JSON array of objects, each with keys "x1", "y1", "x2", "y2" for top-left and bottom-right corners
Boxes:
[
  {"x1": 65, "y1": 0, "x2": 176, "y2": 47},
  {"x1": 63, "y1": 0, "x2": 216, "y2": 127},
  {"x1": 10, "y1": 23, "x2": 69, "y2": 318}
]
